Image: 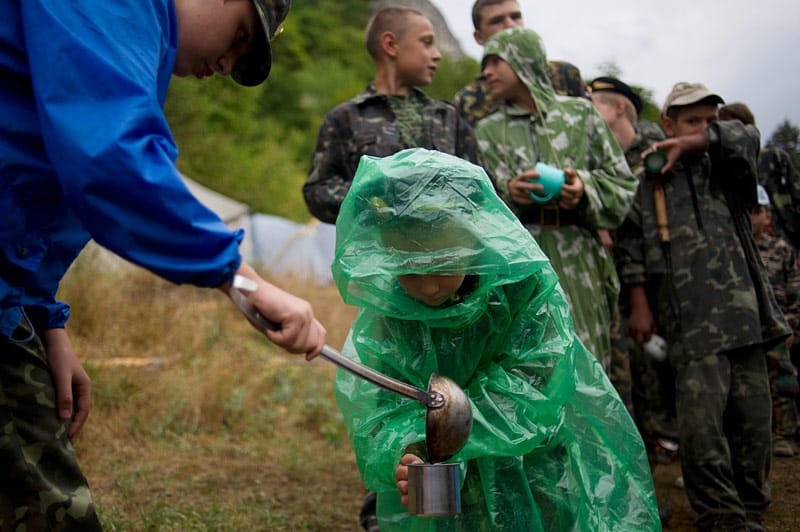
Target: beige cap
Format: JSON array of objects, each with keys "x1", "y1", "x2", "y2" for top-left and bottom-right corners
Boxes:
[{"x1": 661, "y1": 82, "x2": 724, "y2": 117}]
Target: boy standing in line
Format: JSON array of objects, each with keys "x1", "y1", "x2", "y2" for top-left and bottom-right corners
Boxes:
[
  {"x1": 615, "y1": 82, "x2": 790, "y2": 531},
  {"x1": 474, "y1": 28, "x2": 636, "y2": 370},
  {"x1": 302, "y1": 6, "x2": 482, "y2": 224},
  {"x1": 589, "y1": 75, "x2": 675, "y2": 525},
  {"x1": 1, "y1": 1, "x2": 327, "y2": 528},
  {"x1": 750, "y1": 185, "x2": 800, "y2": 457}
]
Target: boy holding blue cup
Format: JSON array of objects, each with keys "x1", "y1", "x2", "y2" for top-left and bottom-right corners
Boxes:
[{"x1": 474, "y1": 28, "x2": 635, "y2": 369}]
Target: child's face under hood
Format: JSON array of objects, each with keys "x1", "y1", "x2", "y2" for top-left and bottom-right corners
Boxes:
[
  {"x1": 481, "y1": 27, "x2": 556, "y2": 113},
  {"x1": 332, "y1": 148, "x2": 551, "y2": 322}
]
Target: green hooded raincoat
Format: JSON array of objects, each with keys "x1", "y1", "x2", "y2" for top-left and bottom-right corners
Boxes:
[
  {"x1": 474, "y1": 28, "x2": 637, "y2": 367},
  {"x1": 332, "y1": 149, "x2": 659, "y2": 531}
]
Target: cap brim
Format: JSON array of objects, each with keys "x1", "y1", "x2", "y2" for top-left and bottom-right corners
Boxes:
[
  {"x1": 662, "y1": 92, "x2": 724, "y2": 116},
  {"x1": 231, "y1": 6, "x2": 272, "y2": 87}
]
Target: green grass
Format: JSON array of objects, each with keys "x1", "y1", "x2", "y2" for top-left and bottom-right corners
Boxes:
[{"x1": 60, "y1": 251, "x2": 364, "y2": 530}]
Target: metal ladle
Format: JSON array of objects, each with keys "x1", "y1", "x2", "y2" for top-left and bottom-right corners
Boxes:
[{"x1": 229, "y1": 276, "x2": 473, "y2": 463}]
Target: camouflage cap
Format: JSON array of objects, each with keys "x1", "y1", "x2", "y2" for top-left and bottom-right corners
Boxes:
[
  {"x1": 588, "y1": 76, "x2": 643, "y2": 115},
  {"x1": 661, "y1": 81, "x2": 723, "y2": 117},
  {"x1": 231, "y1": 0, "x2": 291, "y2": 87},
  {"x1": 547, "y1": 60, "x2": 587, "y2": 98}
]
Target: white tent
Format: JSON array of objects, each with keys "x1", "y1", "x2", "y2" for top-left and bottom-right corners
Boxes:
[
  {"x1": 249, "y1": 214, "x2": 336, "y2": 285},
  {"x1": 181, "y1": 176, "x2": 252, "y2": 261},
  {"x1": 76, "y1": 175, "x2": 340, "y2": 285}
]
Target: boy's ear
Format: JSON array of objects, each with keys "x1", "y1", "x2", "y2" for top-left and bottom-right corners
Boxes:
[
  {"x1": 615, "y1": 99, "x2": 627, "y2": 117},
  {"x1": 661, "y1": 114, "x2": 676, "y2": 138},
  {"x1": 381, "y1": 31, "x2": 399, "y2": 58}
]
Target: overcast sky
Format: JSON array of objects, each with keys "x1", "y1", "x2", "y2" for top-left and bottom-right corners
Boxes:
[{"x1": 429, "y1": 0, "x2": 800, "y2": 143}]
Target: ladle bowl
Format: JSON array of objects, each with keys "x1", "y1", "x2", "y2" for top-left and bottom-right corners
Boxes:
[
  {"x1": 229, "y1": 276, "x2": 473, "y2": 464},
  {"x1": 425, "y1": 374, "x2": 473, "y2": 463}
]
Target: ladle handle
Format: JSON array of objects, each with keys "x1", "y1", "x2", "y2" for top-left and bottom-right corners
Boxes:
[
  {"x1": 229, "y1": 278, "x2": 431, "y2": 406},
  {"x1": 317, "y1": 345, "x2": 430, "y2": 404}
]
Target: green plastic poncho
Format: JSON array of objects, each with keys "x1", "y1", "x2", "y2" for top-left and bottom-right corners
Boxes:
[{"x1": 332, "y1": 149, "x2": 659, "y2": 531}]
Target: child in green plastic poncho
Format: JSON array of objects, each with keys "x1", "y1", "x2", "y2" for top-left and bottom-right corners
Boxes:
[{"x1": 332, "y1": 148, "x2": 660, "y2": 531}]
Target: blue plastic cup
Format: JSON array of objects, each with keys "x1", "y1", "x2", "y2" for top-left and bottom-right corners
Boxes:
[{"x1": 530, "y1": 162, "x2": 566, "y2": 204}]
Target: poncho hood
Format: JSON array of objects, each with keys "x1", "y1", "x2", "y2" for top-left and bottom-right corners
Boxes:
[
  {"x1": 482, "y1": 27, "x2": 557, "y2": 116},
  {"x1": 332, "y1": 148, "x2": 551, "y2": 327}
]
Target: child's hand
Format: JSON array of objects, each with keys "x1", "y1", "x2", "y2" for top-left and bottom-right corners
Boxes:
[
  {"x1": 44, "y1": 328, "x2": 92, "y2": 441},
  {"x1": 559, "y1": 168, "x2": 584, "y2": 210},
  {"x1": 645, "y1": 133, "x2": 709, "y2": 174},
  {"x1": 508, "y1": 169, "x2": 539, "y2": 205},
  {"x1": 395, "y1": 453, "x2": 424, "y2": 506},
  {"x1": 627, "y1": 285, "x2": 656, "y2": 345}
]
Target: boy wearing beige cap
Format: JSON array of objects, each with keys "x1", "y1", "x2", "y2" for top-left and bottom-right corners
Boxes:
[{"x1": 615, "y1": 82, "x2": 790, "y2": 531}]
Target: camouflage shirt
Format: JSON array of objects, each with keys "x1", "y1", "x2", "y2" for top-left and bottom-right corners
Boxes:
[
  {"x1": 757, "y1": 232, "x2": 800, "y2": 332},
  {"x1": 615, "y1": 120, "x2": 790, "y2": 361},
  {"x1": 303, "y1": 84, "x2": 483, "y2": 223},
  {"x1": 758, "y1": 146, "x2": 800, "y2": 248}
]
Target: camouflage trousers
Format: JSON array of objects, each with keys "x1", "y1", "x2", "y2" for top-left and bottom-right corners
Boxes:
[
  {"x1": 613, "y1": 308, "x2": 678, "y2": 470},
  {"x1": 0, "y1": 315, "x2": 101, "y2": 531},
  {"x1": 608, "y1": 305, "x2": 633, "y2": 417},
  {"x1": 675, "y1": 345, "x2": 771, "y2": 528},
  {"x1": 630, "y1": 338, "x2": 679, "y2": 469},
  {"x1": 766, "y1": 344, "x2": 799, "y2": 438}
]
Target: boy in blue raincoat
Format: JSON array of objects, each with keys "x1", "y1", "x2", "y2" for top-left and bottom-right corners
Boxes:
[
  {"x1": 332, "y1": 148, "x2": 660, "y2": 530},
  {"x1": 0, "y1": 1, "x2": 326, "y2": 527}
]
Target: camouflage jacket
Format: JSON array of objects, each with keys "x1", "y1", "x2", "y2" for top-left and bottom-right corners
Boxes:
[
  {"x1": 303, "y1": 84, "x2": 482, "y2": 223},
  {"x1": 454, "y1": 62, "x2": 587, "y2": 127},
  {"x1": 758, "y1": 146, "x2": 800, "y2": 248},
  {"x1": 757, "y1": 232, "x2": 800, "y2": 332},
  {"x1": 615, "y1": 120, "x2": 790, "y2": 360}
]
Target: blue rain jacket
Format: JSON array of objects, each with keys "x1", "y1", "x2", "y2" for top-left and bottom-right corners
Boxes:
[{"x1": 0, "y1": 0, "x2": 243, "y2": 337}]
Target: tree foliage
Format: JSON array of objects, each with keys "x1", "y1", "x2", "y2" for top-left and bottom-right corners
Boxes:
[{"x1": 766, "y1": 120, "x2": 800, "y2": 170}]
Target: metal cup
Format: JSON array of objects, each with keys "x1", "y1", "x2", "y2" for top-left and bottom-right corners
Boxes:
[
  {"x1": 644, "y1": 150, "x2": 668, "y2": 174},
  {"x1": 407, "y1": 462, "x2": 460, "y2": 517}
]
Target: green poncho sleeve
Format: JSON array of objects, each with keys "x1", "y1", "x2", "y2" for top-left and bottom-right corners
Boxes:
[{"x1": 332, "y1": 148, "x2": 659, "y2": 531}]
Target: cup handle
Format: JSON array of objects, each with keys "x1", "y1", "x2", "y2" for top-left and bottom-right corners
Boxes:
[{"x1": 529, "y1": 190, "x2": 553, "y2": 203}]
